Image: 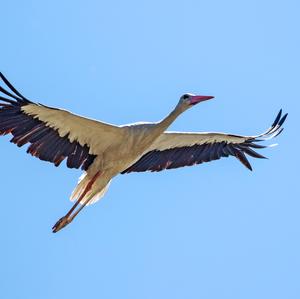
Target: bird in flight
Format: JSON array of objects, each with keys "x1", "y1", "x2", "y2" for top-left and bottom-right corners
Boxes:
[{"x1": 0, "y1": 73, "x2": 287, "y2": 233}]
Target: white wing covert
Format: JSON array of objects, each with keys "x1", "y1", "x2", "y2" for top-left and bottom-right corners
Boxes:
[
  {"x1": 122, "y1": 110, "x2": 287, "y2": 173},
  {"x1": 0, "y1": 73, "x2": 121, "y2": 170}
]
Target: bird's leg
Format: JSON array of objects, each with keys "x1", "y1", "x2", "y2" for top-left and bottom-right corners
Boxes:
[{"x1": 52, "y1": 171, "x2": 101, "y2": 233}]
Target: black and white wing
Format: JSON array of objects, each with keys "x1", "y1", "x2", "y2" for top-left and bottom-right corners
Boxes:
[
  {"x1": 0, "y1": 73, "x2": 121, "y2": 170},
  {"x1": 122, "y1": 110, "x2": 287, "y2": 173}
]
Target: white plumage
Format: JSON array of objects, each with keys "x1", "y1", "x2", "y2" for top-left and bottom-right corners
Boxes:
[{"x1": 0, "y1": 74, "x2": 287, "y2": 232}]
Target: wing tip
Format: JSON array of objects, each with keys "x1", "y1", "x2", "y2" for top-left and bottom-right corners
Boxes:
[
  {"x1": 0, "y1": 72, "x2": 31, "y2": 104},
  {"x1": 253, "y1": 109, "x2": 288, "y2": 142}
]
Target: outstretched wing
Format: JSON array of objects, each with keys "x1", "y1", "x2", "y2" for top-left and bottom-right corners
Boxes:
[
  {"x1": 0, "y1": 73, "x2": 121, "y2": 170},
  {"x1": 122, "y1": 110, "x2": 287, "y2": 173}
]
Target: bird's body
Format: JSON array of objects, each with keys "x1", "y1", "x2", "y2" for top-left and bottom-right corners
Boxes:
[{"x1": 0, "y1": 73, "x2": 287, "y2": 232}]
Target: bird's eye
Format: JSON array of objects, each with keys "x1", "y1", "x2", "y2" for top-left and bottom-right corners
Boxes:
[{"x1": 182, "y1": 94, "x2": 189, "y2": 100}]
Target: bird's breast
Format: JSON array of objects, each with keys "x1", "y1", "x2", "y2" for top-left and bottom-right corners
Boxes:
[{"x1": 99, "y1": 125, "x2": 162, "y2": 174}]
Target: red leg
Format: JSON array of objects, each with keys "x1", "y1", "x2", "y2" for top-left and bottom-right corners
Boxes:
[{"x1": 52, "y1": 172, "x2": 101, "y2": 233}]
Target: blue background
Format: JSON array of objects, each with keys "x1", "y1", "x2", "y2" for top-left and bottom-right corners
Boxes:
[{"x1": 1, "y1": 1, "x2": 298, "y2": 298}]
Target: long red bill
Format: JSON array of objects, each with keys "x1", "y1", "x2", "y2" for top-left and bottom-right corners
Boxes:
[{"x1": 189, "y1": 95, "x2": 214, "y2": 105}]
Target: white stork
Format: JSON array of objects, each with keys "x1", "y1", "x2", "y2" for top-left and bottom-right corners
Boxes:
[{"x1": 0, "y1": 73, "x2": 287, "y2": 233}]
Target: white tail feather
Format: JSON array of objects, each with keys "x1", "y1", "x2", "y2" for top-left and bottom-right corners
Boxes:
[
  {"x1": 70, "y1": 173, "x2": 88, "y2": 202},
  {"x1": 86, "y1": 181, "x2": 111, "y2": 206},
  {"x1": 70, "y1": 173, "x2": 111, "y2": 206}
]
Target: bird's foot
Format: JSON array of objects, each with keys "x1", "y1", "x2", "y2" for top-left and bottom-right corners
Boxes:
[{"x1": 52, "y1": 215, "x2": 72, "y2": 233}]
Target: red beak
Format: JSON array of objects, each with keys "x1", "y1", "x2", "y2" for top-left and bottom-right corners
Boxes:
[{"x1": 189, "y1": 95, "x2": 214, "y2": 105}]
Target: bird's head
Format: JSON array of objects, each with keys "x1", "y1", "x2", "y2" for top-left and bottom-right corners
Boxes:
[{"x1": 177, "y1": 93, "x2": 214, "y2": 111}]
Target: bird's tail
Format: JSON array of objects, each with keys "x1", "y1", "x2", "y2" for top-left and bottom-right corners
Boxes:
[{"x1": 70, "y1": 172, "x2": 111, "y2": 206}]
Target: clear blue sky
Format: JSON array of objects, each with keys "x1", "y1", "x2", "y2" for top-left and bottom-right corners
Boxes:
[{"x1": 1, "y1": 1, "x2": 299, "y2": 298}]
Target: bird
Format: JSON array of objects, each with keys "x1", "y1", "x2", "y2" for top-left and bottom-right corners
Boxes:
[{"x1": 0, "y1": 73, "x2": 287, "y2": 233}]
